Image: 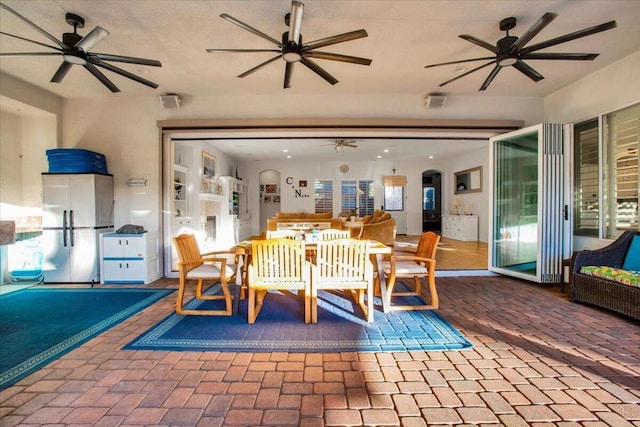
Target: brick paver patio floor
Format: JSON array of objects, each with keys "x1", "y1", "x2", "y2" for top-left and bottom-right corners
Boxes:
[{"x1": 1, "y1": 275, "x2": 639, "y2": 426}]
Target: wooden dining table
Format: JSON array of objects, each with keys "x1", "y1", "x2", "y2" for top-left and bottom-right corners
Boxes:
[{"x1": 231, "y1": 239, "x2": 394, "y2": 314}]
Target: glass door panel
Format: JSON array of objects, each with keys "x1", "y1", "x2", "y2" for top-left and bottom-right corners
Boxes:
[{"x1": 491, "y1": 128, "x2": 540, "y2": 279}]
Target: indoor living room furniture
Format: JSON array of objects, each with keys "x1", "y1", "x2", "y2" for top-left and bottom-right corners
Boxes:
[
  {"x1": 350, "y1": 210, "x2": 397, "y2": 246},
  {"x1": 266, "y1": 211, "x2": 342, "y2": 231}
]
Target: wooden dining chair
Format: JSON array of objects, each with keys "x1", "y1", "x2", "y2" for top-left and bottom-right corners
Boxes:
[
  {"x1": 247, "y1": 238, "x2": 311, "y2": 323},
  {"x1": 173, "y1": 233, "x2": 240, "y2": 315},
  {"x1": 317, "y1": 229, "x2": 350, "y2": 241},
  {"x1": 310, "y1": 238, "x2": 374, "y2": 323},
  {"x1": 378, "y1": 231, "x2": 440, "y2": 311}
]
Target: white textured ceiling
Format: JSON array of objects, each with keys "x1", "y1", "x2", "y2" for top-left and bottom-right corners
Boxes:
[{"x1": 1, "y1": 0, "x2": 639, "y2": 99}]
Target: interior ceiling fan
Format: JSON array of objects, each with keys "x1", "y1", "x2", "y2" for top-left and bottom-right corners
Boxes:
[
  {"x1": 323, "y1": 139, "x2": 358, "y2": 151},
  {"x1": 207, "y1": 0, "x2": 372, "y2": 88},
  {"x1": 0, "y1": 2, "x2": 161, "y2": 93},
  {"x1": 425, "y1": 12, "x2": 616, "y2": 91}
]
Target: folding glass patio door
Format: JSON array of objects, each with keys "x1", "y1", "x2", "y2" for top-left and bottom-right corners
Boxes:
[{"x1": 489, "y1": 124, "x2": 568, "y2": 283}]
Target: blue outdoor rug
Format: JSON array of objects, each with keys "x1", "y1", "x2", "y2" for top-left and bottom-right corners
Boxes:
[
  {"x1": 0, "y1": 287, "x2": 173, "y2": 390},
  {"x1": 125, "y1": 285, "x2": 473, "y2": 353}
]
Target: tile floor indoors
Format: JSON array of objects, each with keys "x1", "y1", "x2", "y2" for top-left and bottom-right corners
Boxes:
[{"x1": 1, "y1": 273, "x2": 639, "y2": 427}]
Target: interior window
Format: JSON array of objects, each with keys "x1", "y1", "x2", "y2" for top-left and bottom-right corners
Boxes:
[
  {"x1": 341, "y1": 180, "x2": 374, "y2": 216},
  {"x1": 314, "y1": 180, "x2": 333, "y2": 213}
]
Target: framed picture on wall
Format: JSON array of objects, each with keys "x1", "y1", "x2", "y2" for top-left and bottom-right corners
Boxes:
[
  {"x1": 202, "y1": 151, "x2": 216, "y2": 178},
  {"x1": 273, "y1": 195, "x2": 280, "y2": 202},
  {"x1": 265, "y1": 184, "x2": 277, "y2": 194}
]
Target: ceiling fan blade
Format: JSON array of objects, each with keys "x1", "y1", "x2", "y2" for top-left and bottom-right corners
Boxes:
[
  {"x1": 305, "y1": 51, "x2": 372, "y2": 65},
  {"x1": 220, "y1": 14, "x2": 283, "y2": 48},
  {"x1": 0, "y1": 31, "x2": 62, "y2": 51},
  {"x1": 76, "y1": 26, "x2": 109, "y2": 52},
  {"x1": 237, "y1": 54, "x2": 282, "y2": 78},
  {"x1": 84, "y1": 63, "x2": 120, "y2": 92},
  {"x1": 300, "y1": 57, "x2": 338, "y2": 85},
  {"x1": 479, "y1": 65, "x2": 502, "y2": 91},
  {"x1": 50, "y1": 62, "x2": 73, "y2": 83},
  {"x1": 284, "y1": 62, "x2": 294, "y2": 88},
  {"x1": 206, "y1": 48, "x2": 281, "y2": 53},
  {"x1": 90, "y1": 53, "x2": 161, "y2": 67},
  {"x1": 521, "y1": 20, "x2": 616, "y2": 54},
  {"x1": 459, "y1": 35, "x2": 498, "y2": 53},
  {"x1": 425, "y1": 56, "x2": 495, "y2": 68},
  {"x1": 90, "y1": 59, "x2": 159, "y2": 89},
  {"x1": 521, "y1": 52, "x2": 599, "y2": 61},
  {"x1": 304, "y1": 29, "x2": 368, "y2": 50},
  {"x1": 438, "y1": 61, "x2": 494, "y2": 87},
  {"x1": 288, "y1": 1, "x2": 304, "y2": 45},
  {"x1": 0, "y1": 2, "x2": 66, "y2": 48},
  {"x1": 512, "y1": 60, "x2": 544, "y2": 82},
  {"x1": 512, "y1": 12, "x2": 557, "y2": 51},
  {"x1": 0, "y1": 51, "x2": 61, "y2": 56}
]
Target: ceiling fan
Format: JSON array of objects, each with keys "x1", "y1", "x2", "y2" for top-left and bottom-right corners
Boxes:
[
  {"x1": 425, "y1": 13, "x2": 616, "y2": 91},
  {"x1": 0, "y1": 2, "x2": 162, "y2": 93},
  {"x1": 323, "y1": 139, "x2": 358, "y2": 151},
  {"x1": 207, "y1": 0, "x2": 372, "y2": 88}
]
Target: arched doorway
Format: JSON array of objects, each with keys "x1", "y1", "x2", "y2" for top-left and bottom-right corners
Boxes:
[{"x1": 422, "y1": 170, "x2": 442, "y2": 233}]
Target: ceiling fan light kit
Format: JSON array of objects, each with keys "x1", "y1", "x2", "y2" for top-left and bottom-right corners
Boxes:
[{"x1": 425, "y1": 94, "x2": 447, "y2": 109}]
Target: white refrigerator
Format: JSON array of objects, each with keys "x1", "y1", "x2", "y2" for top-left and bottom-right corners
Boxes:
[{"x1": 42, "y1": 173, "x2": 114, "y2": 283}]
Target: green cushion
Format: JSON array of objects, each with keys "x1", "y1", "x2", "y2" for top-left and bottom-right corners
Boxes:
[
  {"x1": 580, "y1": 266, "x2": 640, "y2": 288},
  {"x1": 622, "y1": 235, "x2": 640, "y2": 273}
]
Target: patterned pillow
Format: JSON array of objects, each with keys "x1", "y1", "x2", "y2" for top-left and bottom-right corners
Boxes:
[{"x1": 580, "y1": 266, "x2": 640, "y2": 287}]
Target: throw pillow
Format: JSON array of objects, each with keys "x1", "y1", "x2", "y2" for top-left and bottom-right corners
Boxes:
[{"x1": 622, "y1": 234, "x2": 640, "y2": 272}]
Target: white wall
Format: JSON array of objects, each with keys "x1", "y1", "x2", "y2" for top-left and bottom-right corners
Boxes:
[{"x1": 544, "y1": 50, "x2": 640, "y2": 250}]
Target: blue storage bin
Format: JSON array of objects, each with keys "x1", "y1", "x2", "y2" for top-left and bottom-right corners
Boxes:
[{"x1": 46, "y1": 149, "x2": 108, "y2": 174}]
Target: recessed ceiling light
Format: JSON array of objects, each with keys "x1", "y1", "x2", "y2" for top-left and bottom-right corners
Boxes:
[
  {"x1": 283, "y1": 149, "x2": 288, "y2": 153},
  {"x1": 286, "y1": 155, "x2": 292, "y2": 159},
  {"x1": 454, "y1": 66, "x2": 467, "y2": 74},
  {"x1": 383, "y1": 149, "x2": 389, "y2": 153},
  {"x1": 135, "y1": 67, "x2": 150, "y2": 74},
  {"x1": 377, "y1": 155, "x2": 382, "y2": 159},
  {"x1": 429, "y1": 155, "x2": 434, "y2": 159}
]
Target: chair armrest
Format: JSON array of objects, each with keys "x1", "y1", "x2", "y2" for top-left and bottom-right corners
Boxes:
[
  {"x1": 391, "y1": 254, "x2": 436, "y2": 268},
  {"x1": 571, "y1": 231, "x2": 636, "y2": 273}
]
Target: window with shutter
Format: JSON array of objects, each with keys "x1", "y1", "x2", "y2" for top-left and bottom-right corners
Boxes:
[
  {"x1": 314, "y1": 180, "x2": 333, "y2": 213},
  {"x1": 574, "y1": 119, "x2": 599, "y2": 236}
]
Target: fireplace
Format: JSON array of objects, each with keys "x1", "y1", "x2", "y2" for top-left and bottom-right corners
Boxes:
[{"x1": 204, "y1": 216, "x2": 216, "y2": 243}]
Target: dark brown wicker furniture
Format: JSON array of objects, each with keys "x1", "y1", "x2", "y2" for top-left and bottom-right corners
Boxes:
[{"x1": 570, "y1": 230, "x2": 639, "y2": 321}]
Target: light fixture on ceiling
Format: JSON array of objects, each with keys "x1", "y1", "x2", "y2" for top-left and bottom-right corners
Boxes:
[
  {"x1": 425, "y1": 93, "x2": 447, "y2": 109},
  {"x1": 454, "y1": 66, "x2": 467, "y2": 74},
  {"x1": 159, "y1": 94, "x2": 181, "y2": 109}
]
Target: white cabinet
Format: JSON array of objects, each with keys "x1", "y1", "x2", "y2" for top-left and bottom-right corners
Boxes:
[
  {"x1": 217, "y1": 176, "x2": 251, "y2": 246},
  {"x1": 101, "y1": 232, "x2": 160, "y2": 284},
  {"x1": 442, "y1": 215, "x2": 478, "y2": 242}
]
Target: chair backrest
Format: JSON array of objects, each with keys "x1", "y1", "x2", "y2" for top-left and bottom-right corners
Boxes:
[
  {"x1": 266, "y1": 229, "x2": 299, "y2": 239},
  {"x1": 315, "y1": 238, "x2": 371, "y2": 282},
  {"x1": 317, "y1": 229, "x2": 350, "y2": 241},
  {"x1": 251, "y1": 238, "x2": 307, "y2": 283},
  {"x1": 416, "y1": 231, "x2": 440, "y2": 261},
  {"x1": 173, "y1": 233, "x2": 203, "y2": 271}
]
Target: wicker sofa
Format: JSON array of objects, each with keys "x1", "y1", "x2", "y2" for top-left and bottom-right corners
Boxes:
[{"x1": 570, "y1": 230, "x2": 640, "y2": 320}]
